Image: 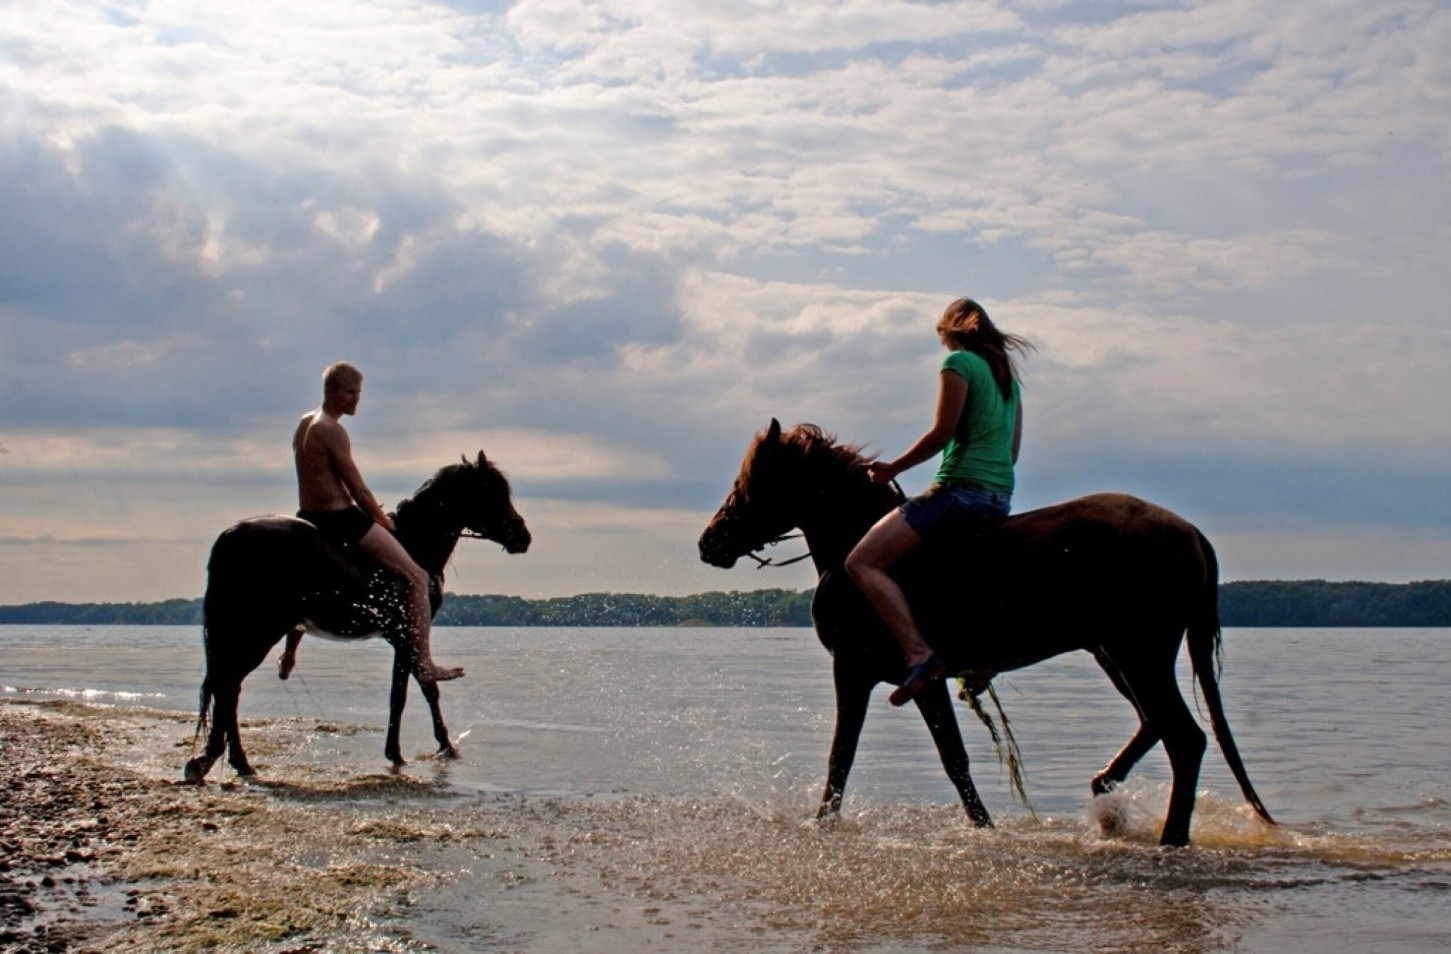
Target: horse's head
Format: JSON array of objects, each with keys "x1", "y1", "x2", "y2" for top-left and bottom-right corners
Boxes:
[
  {"x1": 405, "y1": 451, "x2": 531, "y2": 554},
  {"x1": 459, "y1": 451, "x2": 532, "y2": 554},
  {"x1": 699, "y1": 418, "x2": 839, "y2": 569}
]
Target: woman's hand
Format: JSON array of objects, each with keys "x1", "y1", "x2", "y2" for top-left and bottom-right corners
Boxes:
[{"x1": 866, "y1": 461, "x2": 899, "y2": 485}]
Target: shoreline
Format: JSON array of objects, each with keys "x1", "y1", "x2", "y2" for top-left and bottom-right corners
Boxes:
[{"x1": 0, "y1": 700, "x2": 470, "y2": 952}]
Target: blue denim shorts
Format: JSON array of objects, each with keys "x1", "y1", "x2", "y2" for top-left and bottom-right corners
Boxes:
[{"x1": 899, "y1": 482, "x2": 1011, "y2": 542}]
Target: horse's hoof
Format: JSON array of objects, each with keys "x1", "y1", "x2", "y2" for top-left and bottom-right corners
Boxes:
[
  {"x1": 183, "y1": 759, "x2": 209, "y2": 785},
  {"x1": 437, "y1": 744, "x2": 459, "y2": 760},
  {"x1": 1091, "y1": 773, "x2": 1117, "y2": 796},
  {"x1": 1095, "y1": 801, "x2": 1126, "y2": 836}
]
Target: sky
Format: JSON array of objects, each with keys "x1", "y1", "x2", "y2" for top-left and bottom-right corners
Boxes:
[{"x1": 1, "y1": 0, "x2": 1448, "y2": 604}]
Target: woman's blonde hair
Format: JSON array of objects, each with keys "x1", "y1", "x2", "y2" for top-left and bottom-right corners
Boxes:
[{"x1": 935, "y1": 298, "x2": 1032, "y2": 400}]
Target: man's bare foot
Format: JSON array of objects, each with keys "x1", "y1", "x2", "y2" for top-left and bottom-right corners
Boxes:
[
  {"x1": 279, "y1": 629, "x2": 303, "y2": 680},
  {"x1": 415, "y1": 663, "x2": 465, "y2": 685}
]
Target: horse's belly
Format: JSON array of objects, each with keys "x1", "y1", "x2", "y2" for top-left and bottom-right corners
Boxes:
[{"x1": 301, "y1": 619, "x2": 383, "y2": 641}]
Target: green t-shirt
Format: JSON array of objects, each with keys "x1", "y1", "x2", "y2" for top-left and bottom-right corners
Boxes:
[{"x1": 934, "y1": 349, "x2": 1020, "y2": 494}]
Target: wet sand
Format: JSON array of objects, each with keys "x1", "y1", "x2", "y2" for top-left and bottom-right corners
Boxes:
[{"x1": 0, "y1": 700, "x2": 474, "y2": 952}]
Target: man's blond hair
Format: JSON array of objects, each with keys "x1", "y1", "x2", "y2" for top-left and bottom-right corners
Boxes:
[{"x1": 322, "y1": 361, "x2": 363, "y2": 393}]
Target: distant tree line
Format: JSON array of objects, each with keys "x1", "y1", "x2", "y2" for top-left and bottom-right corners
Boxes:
[
  {"x1": 1218, "y1": 580, "x2": 1451, "y2": 628},
  {"x1": 0, "y1": 590, "x2": 814, "y2": 628},
  {"x1": 1, "y1": 581, "x2": 1449, "y2": 627},
  {"x1": 0, "y1": 598, "x2": 205, "y2": 626},
  {"x1": 432, "y1": 589, "x2": 812, "y2": 627}
]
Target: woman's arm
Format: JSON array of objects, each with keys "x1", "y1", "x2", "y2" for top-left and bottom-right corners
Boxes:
[
  {"x1": 1011, "y1": 399, "x2": 1023, "y2": 465},
  {"x1": 868, "y1": 370, "x2": 968, "y2": 484}
]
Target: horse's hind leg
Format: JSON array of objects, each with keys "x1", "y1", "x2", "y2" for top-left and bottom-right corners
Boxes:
[
  {"x1": 217, "y1": 681, "x2": 258, "y2": 777},
  {"x1": 1091, "y1": 651, "x2": 1162, "y2": 796},
  {"x1": 184, "y1": 679, "x2": 225, "y2": 784},
  {"x1": 1121, "y1": 655, "x2": 1206, "y2": 847}
]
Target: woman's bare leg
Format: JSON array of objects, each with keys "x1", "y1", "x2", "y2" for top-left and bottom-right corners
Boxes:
[
  {"x1": 358, "y1": 525, "x2": 464, "y2": 685},
  {"x1": 845, "y1": 509, "x2": 933, "y2": 665}
]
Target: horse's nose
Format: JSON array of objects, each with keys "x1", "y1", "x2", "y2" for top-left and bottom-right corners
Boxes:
[
  {"x1": 505, "y1": 521, "x2": 531, "y2": 554},
  {"x1": 697, "y1": 528, "x2": 739, "y2": 569}
]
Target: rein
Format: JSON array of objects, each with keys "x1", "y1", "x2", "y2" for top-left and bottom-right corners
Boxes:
[{"x1": 746, "y1": 534, "x2": 812, "y2": 569}]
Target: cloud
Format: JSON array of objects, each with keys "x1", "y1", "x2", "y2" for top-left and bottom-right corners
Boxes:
[{"x1": 1, "y1": 0, "x2": 1449, "y2": 601}]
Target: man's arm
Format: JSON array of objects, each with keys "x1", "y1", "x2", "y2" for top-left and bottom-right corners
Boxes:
[{"x1": 323, "y1": 426, "x2": 394, "y2": 529}]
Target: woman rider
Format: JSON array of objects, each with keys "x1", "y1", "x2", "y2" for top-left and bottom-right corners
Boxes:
[{"x1": 844, "y1": 298, "x2": 1031, "y2": 706}]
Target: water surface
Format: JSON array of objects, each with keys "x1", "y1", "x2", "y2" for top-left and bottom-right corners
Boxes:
[{"x1": 3, "y1": 626, "x2": 1448, "y2": 951}]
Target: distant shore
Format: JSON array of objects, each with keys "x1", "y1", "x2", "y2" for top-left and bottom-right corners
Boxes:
[{"x1": 2, "y1": 580, "x2": 1451, "y2": 627}]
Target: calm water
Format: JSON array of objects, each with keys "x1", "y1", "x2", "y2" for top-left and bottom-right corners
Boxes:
[{"x1": 3, "y1": 625, "x2": 1450, "y2": 952}]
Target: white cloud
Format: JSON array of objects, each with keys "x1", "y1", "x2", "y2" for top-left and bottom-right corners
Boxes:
[{"x1": 2, "y1": 0, "x2": 1449, "y2": 601}]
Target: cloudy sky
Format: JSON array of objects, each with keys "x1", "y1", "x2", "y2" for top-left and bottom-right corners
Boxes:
[{"x1": 1, "y1": 0, "x2": 1448, "y2": 604}]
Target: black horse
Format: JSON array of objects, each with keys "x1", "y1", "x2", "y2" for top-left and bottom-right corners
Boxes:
[
  {"x1": 698, "y1": 420, "x2": 1273, "y2": 847},
  {"x1": 185, "y1": 451, "x2": 530, "y2": 784}
]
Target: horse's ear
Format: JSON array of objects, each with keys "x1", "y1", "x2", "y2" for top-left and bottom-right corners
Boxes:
[
  {"x1": 475, "y1": 450, "x2": 489, "y2": 467},
  {"x1": 766, "y1": 418, "x2": 781, "y2": 444}
]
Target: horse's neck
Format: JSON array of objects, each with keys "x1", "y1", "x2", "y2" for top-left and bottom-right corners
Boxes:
[
  {"x1": 392, "y1": 510, "x2": 460, "y2": 578},
  {"x1": 799, "y1": 475, "x2": 899, "y2": 575}
]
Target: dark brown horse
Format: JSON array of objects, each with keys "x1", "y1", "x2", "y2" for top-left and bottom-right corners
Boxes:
[
  {"x1": 185, "y1": 451, "x2": 530, "y2": 784},
  {"x1": 698, "y1": 420, "x2": 1273, "y2": 847}
]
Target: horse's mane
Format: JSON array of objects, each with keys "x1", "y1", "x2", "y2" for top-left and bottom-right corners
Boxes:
[
  {"x1": 756, "y1": 423, "x2": 874, "y2": 483},
  {"x1": 394, "y1": 454, "x2": 505, "y2": 520}
]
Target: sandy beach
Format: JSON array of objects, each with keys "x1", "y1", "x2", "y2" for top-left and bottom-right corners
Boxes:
[{"x1": 0, "y1": 700, "x2": 484, "y2": 952}]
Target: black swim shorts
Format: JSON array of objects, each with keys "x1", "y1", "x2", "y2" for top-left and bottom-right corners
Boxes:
[{"x1": 297, "y1": 506, "x2": 375, "y2": 549}]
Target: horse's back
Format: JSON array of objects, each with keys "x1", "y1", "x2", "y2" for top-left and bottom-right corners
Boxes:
[
  {"x1": 990, "y1": 493, "x2": 1210, "y2": 578},
  {"x1": 205, "y1": 515, "x2": 362, "y2": 638},
  {"x1": 1007, "y1": 492, "x2": 1200, "y2": 538},
  {"x1": 911, "y1": 492, "x2": 1216, "y2": 669}
]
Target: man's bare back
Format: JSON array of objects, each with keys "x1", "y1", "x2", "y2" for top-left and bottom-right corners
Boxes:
[
  {"x1": 294, "y1": 378, "x2": 389, "y2": 521},
  {"x1": 294, "y1": 411, "x2": 365, "y2": 514}
]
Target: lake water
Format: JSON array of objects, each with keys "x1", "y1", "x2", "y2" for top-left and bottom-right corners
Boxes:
[{"x1": 3, "y1": 625, "x2": 1449, "y2": 952}]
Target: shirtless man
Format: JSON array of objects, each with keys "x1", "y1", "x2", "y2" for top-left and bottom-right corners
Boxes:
[{"x1": 278, "y1": 361, "x2": 463, "y2": 685}]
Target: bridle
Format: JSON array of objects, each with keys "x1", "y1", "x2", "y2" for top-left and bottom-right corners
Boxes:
[
  {"x1": 715, "y1": 485, "x2": 816, "y2": 570},
  {"x1": 745, "y1": 533, "x2": 812, "y2": 569},
  {"x1": 742, "y1": 477, "x2": 902, "y2": 570}
]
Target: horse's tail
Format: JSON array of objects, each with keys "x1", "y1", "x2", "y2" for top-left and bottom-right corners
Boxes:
[{"x1": 1187, "y1": 528, "x2": 1275, "y2": 825}]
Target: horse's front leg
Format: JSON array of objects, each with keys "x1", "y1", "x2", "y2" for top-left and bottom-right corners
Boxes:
[
  {"x1": 915, "y1": 678, "x2": 992, "y2": 827},
  {"x1": 385, "y1": 646, "x2": 411, "y2": 767},
  {"x1": 415, "y1": 677, "x2": 458, "y2": 759},
  {"x1": 819, "y1": 656, "x2": 873, "y2": 818}
]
